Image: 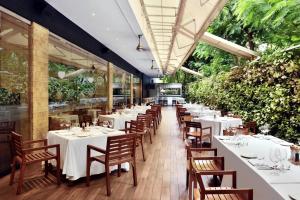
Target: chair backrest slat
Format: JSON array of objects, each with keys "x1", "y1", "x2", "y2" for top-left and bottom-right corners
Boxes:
[{"x1": 106, "y1": 134, "x2": 136, "y2": 163}]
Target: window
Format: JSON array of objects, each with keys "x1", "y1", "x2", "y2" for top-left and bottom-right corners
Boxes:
[
  {"x1": 48, "y1": 34, "x2": 108, "y2": 125},
  {"x1": 0, "y1": 12, "x2": 30, "y2": 138}
]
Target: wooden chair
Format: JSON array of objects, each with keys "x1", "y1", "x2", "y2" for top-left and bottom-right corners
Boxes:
[
  {"x1": 244, "y1": 121, "x2": 257, "y2": 134},
  {"x1": 146, "y1": 109, "x2": 159, "y2": 130},
  {"x1": 193, "y1": 170, "x2": 253, "y2": 200},
  {"x1": 181, "y1": 115, "x2": 193, "y2": 140},
  {"x1": 185, "y1": 121, "x2": 212, "y2": 148},
  {"x1": 186, "y1": 145, "x2": 224, "y2": 197},
  {"x1": 124, "y1": 120, "x2": 147, "y2": 161},
  {"x1": 151, "y1": 104, "x2": 162, "y2": 122},
  {"x1": 79, "y1": 114, "x2": 93, "y2": 127},
  {"x1": 10, "y1": 132, "x2": 60, "y2": 194},
  {"x1": 137, "y1": 114, "x2": 153, "y2": 144},
  {"x1": 49, "y1": 117, "x2": 65, "y2": 131},
  {"x1": 86, "y1": 134, "x2": 137, "y2": 196}
]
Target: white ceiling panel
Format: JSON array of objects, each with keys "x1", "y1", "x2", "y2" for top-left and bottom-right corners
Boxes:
[{"x1": 46, "y1": 0, "x2": 161, "y2": 77}]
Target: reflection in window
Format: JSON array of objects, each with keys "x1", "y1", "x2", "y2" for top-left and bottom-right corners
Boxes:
[
  {"x1": 48, "y1": 34, "x2": 108, "y2": 128},
  {"x1": 113, "y1": 66, "x2": 131, "y2": 107},
  {"x1": 0, "y1": 12, "x2": 29, "y2": 176},
  {"x1": 133, "y1": 76, "x2": 141, "y2": 104},
  {"x1": 0, "y1": 12, "x2": 29, "y2": 135}
]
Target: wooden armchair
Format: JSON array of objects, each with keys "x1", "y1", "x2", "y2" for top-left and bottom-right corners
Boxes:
[
  {"x1": 137, "y1": 114, "x2": 153, "y2": 144},
  {"x1": 185, "y1": 121, "x2": 212, "y2": 148},
  {"x1": 86, "y1": 134, "x2": 137, "y2": 196},
  {"x1": 79, "y1": 114, "x2": 93, "y2": 127},
  {"x1": 124, "y1": 120, "x2": 147, "y2": 161},
  {"x1": 151, "y1": 104, "x2": 162, "y2": 122},
  {"x1": 146, "y1": 109, "x2": 159, "y2": 130},
  {"x1": 245, "y1": 121, "x2": 257, "y2": 134},
  {"x1": 10, "y1": 132, "x2": 60, "y2": 194},
  {"x1": 187, "y1": 148, "x2": 224, "y2": 200},
  {"x1": 194, "y1": 170, "x2": 253, "y2": 200},
  {"x1": 180, "y1": 115, "x2": 193, "y2": 139}
]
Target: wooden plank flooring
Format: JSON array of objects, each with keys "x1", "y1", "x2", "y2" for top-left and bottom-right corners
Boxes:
[{"x1": 0, "y1": 107, "x2": 188, "y2": 200}]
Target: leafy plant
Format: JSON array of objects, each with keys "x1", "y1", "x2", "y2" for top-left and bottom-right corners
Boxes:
[{"x1": 186, "y1": 49, "x2": 300, "y2": 142}]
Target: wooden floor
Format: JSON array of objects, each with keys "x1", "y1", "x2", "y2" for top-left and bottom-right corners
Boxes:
[{"x1": 0, "y1": 107, "x2": 188, "y2": 200}]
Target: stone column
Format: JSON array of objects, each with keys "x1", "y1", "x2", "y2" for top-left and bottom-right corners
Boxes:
[
  {"x1": 107, "y1": 62, "x2": 113, "y2": 111},
  {"x1": 29, "y1": 22, "x2": 49, "y2": 140},
  {"x1": 130, "y1": 74, "x2": 134, "y2": 105}
]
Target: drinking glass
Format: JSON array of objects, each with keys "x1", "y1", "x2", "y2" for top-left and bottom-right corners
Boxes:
[
  {"x1": 269, "y1": 148, "x2": 280, "y2": 173},
  {"x1": 93, "y1": 119, "x2": 97, "y2": 126}
]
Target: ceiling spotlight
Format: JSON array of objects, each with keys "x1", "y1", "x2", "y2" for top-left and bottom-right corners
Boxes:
[
  {"x1": 136, "y1": 34, "x2": 144, "y2": 51},
  {"x1": 151, "y1": 60, "x2": 159, "y2": 70}
]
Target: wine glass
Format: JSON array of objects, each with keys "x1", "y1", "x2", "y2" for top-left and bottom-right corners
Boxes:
[
  {"x1": 108, "y1": 120, "x2": 113, "y2": 128},
  {"x1": 93, "y1": 119, "x2": 97, "y2": 126},
  {"x1": 269, "y1": 148, "x2": 280, "y2": 173},
  {"x1": 276, "y1": 148, "x2": 288, "y2": 172},
  {"x1": 60, "y1": 123, "x2": 65, "y2": 130}
]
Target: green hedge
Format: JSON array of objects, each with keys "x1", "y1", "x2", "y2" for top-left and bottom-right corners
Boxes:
[{"x1": 187, "y1": 49, "x2": 300, "y2": 142}]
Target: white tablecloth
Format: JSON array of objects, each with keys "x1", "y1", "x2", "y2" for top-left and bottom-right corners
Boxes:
[
  {"x1": 98, "y1": 106, "x2": 150, "y2": 130},
  {"x1": 213, "y1": 135, "x2": 300, "y2": 200},
  {"x1": 47, "y1": 127, "x2": 129, "y2": 180},
  {"x1": 99, "y1": 114, "x2": 137, "y2": 130},
  {"x1": 193, "y1": 116, "x2": 242, "y2": 135},
  {"x1": 189, "y1": 109, "x2": 221, "y2": 117}
]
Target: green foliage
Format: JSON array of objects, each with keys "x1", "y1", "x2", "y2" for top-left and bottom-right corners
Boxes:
[
  {"x1": 187, "y1": 49, "x2": 300, "y2": 142},
  {"x1": 48, "y1": 62, "x2": 100, "y2": 103},
  {"x1": 235, "y1": 0, "x2": 300, "y2": 46}
]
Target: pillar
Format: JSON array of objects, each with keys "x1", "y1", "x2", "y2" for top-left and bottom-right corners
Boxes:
[
  {"x1": 29, "y1": 22, "x2": 49, "y2": 139},
  {"x1": 130, "y1": 74, "x2": 134, "y2": 105}
]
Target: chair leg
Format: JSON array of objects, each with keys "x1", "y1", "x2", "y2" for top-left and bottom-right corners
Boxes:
[
  {"x1": 105, "y1": 165, "x2": 111, "y2": 196},
  {"x1": 86, "y1": 159, "x2": 91, "y2": 186},
  {"x1": 140, "y1": 137, "x2": 146, "y2": 161},
  {"x1": 56, "y1": 158, "x2": 61, "y2": 185},
  {"x1": 16, "y1": 163, "x2": 26, "y2": 195},
  {"x1": 188, "y1": 170, "x2": 194, "y2": 200},
  {"x1": 117, "y1": 164, "x2": 121, "y2": 177},
  {"x1": 45, "y1": 160, "x2": 48, "y2": 177},
  {"x1": 149, "y1": 130, "x2": 152, "y2": 144},
  {"x1": 132, "y1": 161, "x2": 137, "y2": 186},
  {"x1": 9, "y1": 158, "x2": 16, "y2": 185},
  {"x1": 186, "y1": 169, "x2": 189, "y2": 189}
]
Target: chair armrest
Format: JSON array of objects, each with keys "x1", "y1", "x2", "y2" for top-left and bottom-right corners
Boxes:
[
  {"x1": 23, "y1": 139, "x2": 48, "y2": 146},
  {"x1": 23, "y1": 144, "x2": 59, "y2": 154},
  {"x1": 196, "y1": 170, "x2": 236, "y2": 176},
  {"x1": 189, "y1": 147, "x2": 217, "y2": 156},
  {"x1": 87, "y1": 144, "x2": 106, "y2": 154},
  {"x1": 205, "y1": 188, "x2": 253, "y2": 195},
  {"x1": 196, "y1": 170, "x2": 237, "y2": 187}
]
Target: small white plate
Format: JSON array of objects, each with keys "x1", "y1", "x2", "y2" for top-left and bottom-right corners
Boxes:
[
  {"x1": 77, "y1": 134, "x2": 90, "y2": 137},
  {"x1": 289, "y1": 193, "x2": 300, "y2": 200},
  {"x1": 241, "y1": 153, "x2": 257, "y2": 159}
]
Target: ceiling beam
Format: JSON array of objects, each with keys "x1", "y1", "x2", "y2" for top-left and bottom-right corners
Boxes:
[
  {"x1": 200, "y1": 32, "x2": 258, "y2": 58},
  {"x1": 181, "y1": 66, "x2": 202, "y2": 76}
]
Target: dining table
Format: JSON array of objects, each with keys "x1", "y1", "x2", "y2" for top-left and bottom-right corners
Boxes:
[
  {"x1": 98, "y1": 106, "x2": 151, "y2": 130},
  {"x1": 47, "y1": 126, "x2": 129, "y2": 180},
  {"x1": 193, "y1": 116, "x2": 243, "y2": 135},
  {"x1": 213, "y1": 135, "x2": 299, "y2": 200}
]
